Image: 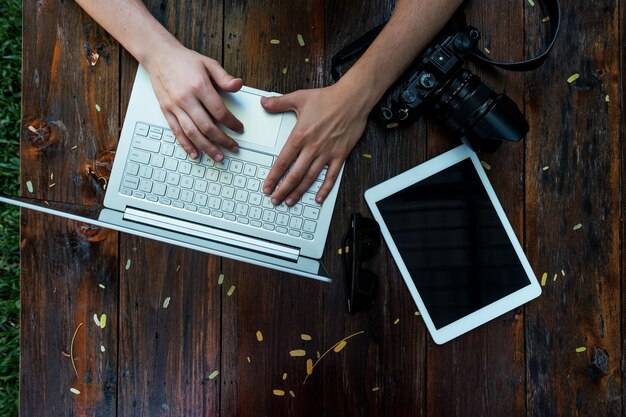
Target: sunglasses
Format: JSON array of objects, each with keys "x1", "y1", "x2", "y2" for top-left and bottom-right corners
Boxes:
[{"x1": 341, "y1": 212, "x2": 381, "y2": 314}]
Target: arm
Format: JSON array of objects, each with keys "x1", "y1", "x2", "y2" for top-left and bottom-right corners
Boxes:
[
  {"x1": 261, "y1": 0, "x2": 464, "y2": 206},
  {"x1": 75, "y1": 0, "x2": 243, "y2": 162}
]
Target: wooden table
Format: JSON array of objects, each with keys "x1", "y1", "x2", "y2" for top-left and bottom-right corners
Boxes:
[{"x1": 19, "y1": 0, "x2": 623, "y2": 416}]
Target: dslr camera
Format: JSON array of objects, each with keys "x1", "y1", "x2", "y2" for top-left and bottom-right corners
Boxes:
[{"x1": 379, "y1": 26, "x2": 528, "y2": 151}]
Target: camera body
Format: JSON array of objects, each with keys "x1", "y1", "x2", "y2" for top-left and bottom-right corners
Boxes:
[{"x1": 380, "y1": 26, "x2": 529, "y2": 150}]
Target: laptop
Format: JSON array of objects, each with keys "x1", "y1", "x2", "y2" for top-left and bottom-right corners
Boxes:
[{"x1": 1, "y1": 66, "x2": 343, "y2": 282}]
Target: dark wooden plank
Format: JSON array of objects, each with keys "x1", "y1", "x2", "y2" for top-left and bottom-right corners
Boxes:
[
  {"x1": 20, "y1": 1, "x2": 120, "y2": 416},
  {"x1": 117, "y1": 237, "x2": 222, "y2": 416},
  {"x1": 115, "y1": 1, "x2": 225, "y2": 416},
  {"x1": 525, "y1": 0, "x2": 622, "y2": 416},
  {"x1": 219, "y1": 2, "x2": 327, "y2": 416},
  {"x1": 321, "y1": 1, "x2": 429, "y2": 416},
  {"x1": 424, "y1": 2, "x2": 528, "y2": 416}
]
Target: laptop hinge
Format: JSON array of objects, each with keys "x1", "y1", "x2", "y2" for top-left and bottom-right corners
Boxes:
[{"x1": 123, "y1": 207, "x2": 300, "y2": 261}]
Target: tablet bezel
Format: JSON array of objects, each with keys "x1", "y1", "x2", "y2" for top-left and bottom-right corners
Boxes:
[{"x1": 364, "y1": 144, "x2": 541, "y2": 344}]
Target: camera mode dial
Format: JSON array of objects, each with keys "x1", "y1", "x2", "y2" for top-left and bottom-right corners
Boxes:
[{"x1": 419, "y1": 72, "x2": 437, "y2": 89}]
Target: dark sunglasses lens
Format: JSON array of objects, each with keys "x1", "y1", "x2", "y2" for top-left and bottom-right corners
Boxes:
[
  {"x1": 349, "y1": 268, "x2": 378, "y2": 314},
  {"x1": 353, "y1": 216, "x2": 381, "y2": 260}
]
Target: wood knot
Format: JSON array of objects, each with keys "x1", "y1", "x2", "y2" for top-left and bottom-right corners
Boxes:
[
  {"x1": 24, "y1": 119, "x2": 58, "y2": 150},
  {"x1": 87, "y1": 148, "x2": 116, "y2": 190},
  {"x1": 75, "y1": 222, "x2": 108, "y2": 242},
  {"x1": 592, "y1": 347, "x2": 609, "y2": 375}
]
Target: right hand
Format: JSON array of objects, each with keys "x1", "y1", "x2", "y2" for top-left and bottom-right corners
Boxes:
[{"x1": 145, "y1": 45, "x2": 244, "y2": 162}]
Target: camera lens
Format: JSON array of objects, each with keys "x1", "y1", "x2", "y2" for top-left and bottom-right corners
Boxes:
[{"x1": 431, "y1": 69, "x2": 529, "y2": 145}]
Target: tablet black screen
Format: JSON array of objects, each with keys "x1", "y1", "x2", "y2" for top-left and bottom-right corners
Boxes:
[{"x1": 376, "y1": 158, "x2": 530, "y2": 329}]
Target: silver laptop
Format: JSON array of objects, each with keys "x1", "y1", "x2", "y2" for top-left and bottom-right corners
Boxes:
[{"x1": 1, "y1": 66, "x2": 343, "y2": 281}]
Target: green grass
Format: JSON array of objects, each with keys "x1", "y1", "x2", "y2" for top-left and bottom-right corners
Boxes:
[{"x1": 0, "y1": 0, "x2": 22, "y2": 415}]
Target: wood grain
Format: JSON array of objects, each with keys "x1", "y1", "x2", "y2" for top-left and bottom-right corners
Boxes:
[
  {"x1": 20, "y1": 1, "x2": 120, "y2": 416},
  {"x1": 18, "y1": 0, "x2": 625, "y2": 416},
  {"x1": 525, "y1": 0, "x2": 622, "y2": 416}
]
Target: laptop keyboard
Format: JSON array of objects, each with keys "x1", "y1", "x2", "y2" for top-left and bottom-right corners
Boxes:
[{"x1": 118, "y1": 122, "x2": 324, "y2": 241}]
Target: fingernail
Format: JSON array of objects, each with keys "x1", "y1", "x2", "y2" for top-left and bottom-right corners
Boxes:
[
  {"x1": 263, "y1": 186, "x2": 272, "y2": 195},
  {"x1": 214, "y1": 153, "x2": 223, "y2": 162},
  {"x1": 285, "y1": 198, "x2": 295, "y2": 206},
  {"x1": 271, "y1": 197, "x2": 279, "y2": 205},
  {"x1": 190, "y1": 152, "x2": 198, "y2": 160},
  {"x1": 316, "y1": 195, "x2": 324, "y2": 204}
]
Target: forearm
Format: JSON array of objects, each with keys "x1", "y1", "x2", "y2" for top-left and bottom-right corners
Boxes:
[
  {"x1": 338, "y1": 0, "x2": 464, "y2": 110},
  {"x1": 74, "y1": 0, "x2": 180, "y2": 70}
]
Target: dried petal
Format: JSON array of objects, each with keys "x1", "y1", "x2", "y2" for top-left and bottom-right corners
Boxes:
[
  {"x1": 93, "y1": 314, "x2": 101, "y2": 327},
  {"x1": 273, "y1": 389, "x2": 285, "y2": 396},
  {"x1": 576, "y1": 346, "x2": 587, "y2": 353},
  {"x1": 297, "y1": 34, "x2": 305, "y2": 47},
  {"x1": 218, "y1": 273, "x2": 225, "y2": 285},
  {"x1": 306, "y1": 359, "x2": 313, "y2": 375},
  {"x1": 480, "y1": 160, "x2": 491, "y2": 171},
  {"x1": 573, "y1": 223, "x2": 582, "y2": 230},
  {"x1": 300, "y1": 334, "x2": 312, "y2": 341},
  {"x1": 208, "y1": 370, "x2": 220, "y2": 380},
  {"x1": 100, "y1": 314, "x2": 107, "y2": 329},
  {"x1": 26, "y1": 180, "x2": 34, "y2": 194},
  {"x1": 227, "y1": 285, "x2": 236, "y2": 296},
  {"x1": 256, "y1": 330, "x2": 263, "y2": 342},
  {"x1": 163, "y1": 297, "x2": 171, "y2": 309},
  {"x1": 362, "y1": 153, "x2": 372, "y2": 159},
  {"x1": 393, "y1": 318, "x2": 400, "y2": 325},
  {"x1": 289, "y1": 349, "x2": 306, "y2": 357},
  {"x1": 100, "y1": 345, "x2": 106, "y2": 353},
  {"x1": 270, "y1": 39, "x2": 280, "y2": 44},
  {"x1": 70, "y1": 388, "x2": 81, "y2": 395},
  {"x1": 98, "y1": 284, "x2": 106, "y2": 289},
  {"x1": 333, "y1": 340, "x2": 347, "y2": 353},
  {"x1": 95, "y1": 104, "x2": 101, "y2": 112},
  {"x1": 289, "y1": 390, "x2": 296, "y2": 398},
  {"x1": 125, "y1": 259, "x2": 131, "y2": 270},
  {"x1": 282, "y1": 373, "x2": 288, "y2": 380},
  {"x1": 541, "y1": 272, "x2": 548, "y2": 287},
  {"x1": 567, "y1": 73, "x2": 580, "y2": 84}
]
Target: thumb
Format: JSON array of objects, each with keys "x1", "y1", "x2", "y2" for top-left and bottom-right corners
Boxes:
[
  {"x1": 204, "y1": 58, "x2": 243, "y2": 92},
  {"x1": 261, "y1": 92, "x2": 301, "y2": 114}
]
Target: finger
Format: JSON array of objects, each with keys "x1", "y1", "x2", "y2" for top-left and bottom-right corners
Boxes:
[
  {"x1": 283, "y1": 158, "x2": 328, "y2": 207},
  {"x1": 197, "y1": 83, "x2": 244, "y2": 134},
  {"x1": 185, "y1": 100, "x2": 240, "y2": 152},
  {"x1": 269, "y1": 150, "x2": 315, "y2": 205},
  {"x1": 314, "y1": 160, "x2": 343, "y2": 204},
  {"x1": 260, "y1": 91, "x2": 302, "y2": 114},
  {"x1": 164, "y1": 111, "x2": 199, "y2": 160},
  {"x1": 173, "y1": 109, "x2": 223, "y2": 161},
  {"x1": 262, "y1": 138, "x2": 303, "y2": 196}
]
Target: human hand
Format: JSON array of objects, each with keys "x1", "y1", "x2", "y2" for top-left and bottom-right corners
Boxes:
[
  {"x1": 260, "y1": 83, "x2": 370, "y2": 206},
  {"x1": 145, "y1": 45, "x2": 244, "y2": 162}
]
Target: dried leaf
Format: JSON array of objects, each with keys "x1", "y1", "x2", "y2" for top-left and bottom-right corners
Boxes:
[
  {"x1": 98, "y1": 284, "x2": 106, "y2": 289},
  {"x1": 208, "y1": 370, "x2": 220, "y2": 380},
  {"x1": 362, "y1": 153, "x2": 372, "y2": 159},
  {"x1": 95, "y1": 104, "x2": 101, "y2": 112},
  {"x1": 273, "y1": 389, "x2": 285, "y2": 396},
  {"x1": 256, "y1": 330, "x2": 263, "y2": 342},
  {"x1": 573, "y1": 223, "x2": 582, "y2": 230},
  {"x1": 542, "y1": 165, "x2": 549, "y2": 171},
  {"x1": 480, "y1": 160, "x2": 491, "y2": 171},
  {"x1": 270, "y1": 39, "x2": 280, "y2": 45},
  {"x1": 333, "y1": 340, "x2": 347, "y2": 353},
  {"x1": 553, "y1": 274, "x2": 558, "y2": 282},
  {"x1": 100, "y1": 314, "x2": 107, "y2": 329},
  {"x1": 93, "y1": 314, "x2": 101, "y2": 327},
  {"x1": 289, "y1": 390, "x2": 296, "y2": 398},
  {"x1": 26, "y1": 180, "x2": 34, "y2": 194},
  {"x1": 163, "y1": 297, "x2": 171, "y2": 309},
  {"x1": 282, "y1": 66, "x2": 288, "y2": 75},
  {"x1": 125, "y1": 259, "x2": 132, "y2": 270},
  {"x1": 605, "y1": 95, "x2": 610, "y2": 102},
  {"x1": 70, "y1": 388, "x2": 81, "y2": 395},
  {"x1": 289, "y1": 349, "x2": 306, "y2": 357},
  {"x1": 306, "y1": 359, "x2": 313, "y2": 375},
  {"x1": 282, "y1": 373, "x2": 288, "y2": 380},
  {"x1": 567, "y1": 73, "x2": 580, "y2": 84},
  {"x1": 297, "y1": 34, "x2": 305, "y2": 47},
  {"x1": 372, "y1": 387, "x2": 380, "y2": 392},
  {"x1": 100, "y1": 345, "x2": 106, "y2": 353},
  {"x1": 484, "y1": 47, "x2": 491, "y2": 54},
  {"x1": 540, "y1": 272, "x2": 548, "y2": 287},
  {"x1": 300, "y1": 334, "x2": 312, "y2": 341},
  {"x1": 527, "y1": 0, "x2": 535, "y2": 6},
  {"x1": 28, "y1": 125, "x2": 38, "y2": 133},
  {"x1": 227, "y1": 285, "x2": 236, "y2": 296},
  {"x1": 393, "y1": 318, "x2": 400, "y2": 325},
  {"x1": 218, "y1": 273, "x2": 225, "y2": 285},
  {"x1": 542, "y1": 16, "x2": 550, "y2": 22},
  {"x1": 576, "y1": 346, "x2": 587, "y2": 353},
  {"x1": 386, "y1": 123, "x2": 399, "y2": 129}
]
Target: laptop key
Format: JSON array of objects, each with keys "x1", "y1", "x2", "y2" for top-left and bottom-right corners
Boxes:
[
  {"x1": 134, "y1": 137, "x2": 161, "y2": 153},
  {"x1": 129, "y1": 150, "x2": 150, "y2": 165},
  {"x1": 135, "y1": 123, "x2": 149, "y2": 136},
  {"x1": 122, "y1": 176, "x2": 140, "y2": 189}
]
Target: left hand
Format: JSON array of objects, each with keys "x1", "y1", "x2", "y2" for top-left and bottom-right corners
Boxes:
[{"x1": 260, "y1": 83, "x2": 370, "y2": 206}]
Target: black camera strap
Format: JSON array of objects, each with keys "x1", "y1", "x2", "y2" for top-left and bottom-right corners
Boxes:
[{"x1": 330, "y1": 0, "x2": 561, "y2": 81}]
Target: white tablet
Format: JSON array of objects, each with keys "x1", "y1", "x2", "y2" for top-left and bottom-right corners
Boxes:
[{"x1": 364, "y1": 144, "x2": 541, "y2": 344}]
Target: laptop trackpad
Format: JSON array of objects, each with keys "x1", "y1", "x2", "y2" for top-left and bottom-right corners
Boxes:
[{"x1": 220, "y1": 89, "x2": 282, "y2": 150}]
